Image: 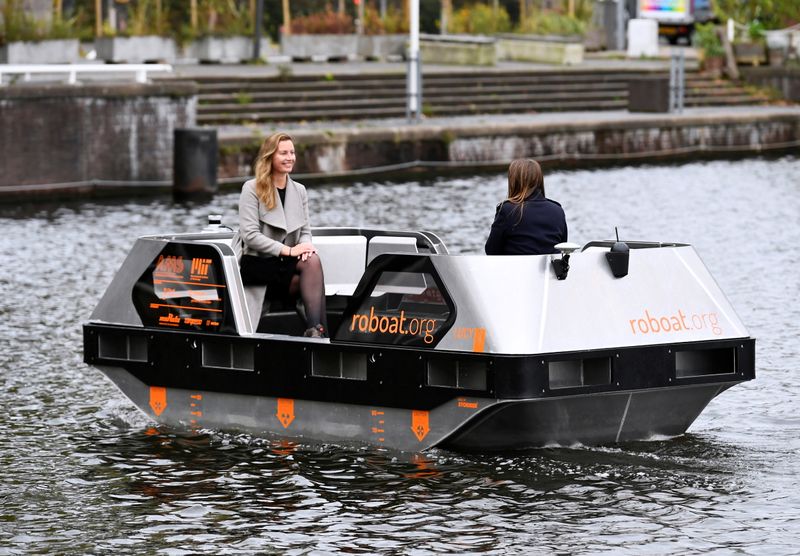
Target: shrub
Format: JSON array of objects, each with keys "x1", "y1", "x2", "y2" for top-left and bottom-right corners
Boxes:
[
  {"x1": 0, "y1": 0, "x2": 87, "y2": 45},
  {"x1": 449, "y1": 3, "x2": 511, "y2": 35},
  {"x1": 714, "y1": 0, "x2": 800, "y2": 31},
  {"x1": 746, "y1": 20, "x2": 765, "y2": 42},
  {"x1": 1, "y1": 0, "x2": 47, "y2": 44},
  {"x1": 196, "y1": 0, "x2": 254, "y2": 36},
  {"x1": 517, "y1": 11, "x2": 585, "y2": 36},
  {"x1": 290, "y1": 6, "x2": 354, "y2": 34},
  {"x1": 363, "y1": 5, "x2": 408, "y2": 35},
  {"x1": 693, "y1": 22, "x2": 724, "y2": 58}
]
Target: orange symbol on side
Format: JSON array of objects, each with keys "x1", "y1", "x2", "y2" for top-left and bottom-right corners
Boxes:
[
  {"x1": 149, "y1": 386, "x2": 167, "y2": 416},
  {"x1": 411, "y1": 410, "x2": 430, "y2": 442},
  {"x1": 277, "y1": 398, "x2": 295, "y2": 429},
  {"x1": 472, "y1": 327, "x2": 487, "y2": 353}
]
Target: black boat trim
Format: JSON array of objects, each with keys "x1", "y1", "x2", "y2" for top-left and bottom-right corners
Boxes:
[{"x1": 84, "y1": 323, "x2": 755, "y2": 412}]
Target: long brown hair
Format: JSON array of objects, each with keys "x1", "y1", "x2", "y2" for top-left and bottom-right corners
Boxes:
[
  {"x1": 254, "y1": 132, "x2": 294, "y2": 210},
  {"x1": 506, "y1": 159, "x2": 545, "y2": 222},
  {"x1": 507, "y1": 158, "x2": 545, "y2": 202}
]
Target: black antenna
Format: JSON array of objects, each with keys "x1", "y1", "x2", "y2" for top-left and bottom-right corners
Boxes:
[{"x1": 615, "y1": 227, "x2": 620, "y2": 242}]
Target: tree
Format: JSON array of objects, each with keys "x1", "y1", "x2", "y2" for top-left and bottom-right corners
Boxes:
[{"x1": 714, "y1": 0, "x2": 800, "y2": 30}]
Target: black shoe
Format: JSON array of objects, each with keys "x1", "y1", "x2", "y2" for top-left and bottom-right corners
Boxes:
[{"x1": 303, "y1": 325, "x2": 326, "y2": 338}]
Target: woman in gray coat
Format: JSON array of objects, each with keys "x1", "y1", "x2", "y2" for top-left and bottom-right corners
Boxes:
[{"x1": 239, "y1": 132, "x2": 327, "y2": 338}]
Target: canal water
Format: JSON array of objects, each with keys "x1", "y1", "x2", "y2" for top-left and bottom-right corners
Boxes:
[{"x1": 1, "y1": 157, "x2": 798, "y2": 554}]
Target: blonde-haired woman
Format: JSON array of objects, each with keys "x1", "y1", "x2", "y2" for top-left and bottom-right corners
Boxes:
[
  {"x1": 239, "y1": 132, "x2": 327, "y2": 338},
  {"x1": 485, "y1": 159, "x2": 568, "y2": 256}
]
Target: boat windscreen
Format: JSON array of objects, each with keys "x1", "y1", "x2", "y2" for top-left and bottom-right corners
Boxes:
[
  {"x1": 131, "y1": 242, "x2": 237, "y2": 334},
  {"x1": 335, "y1": 255, "x2": 455, "y2": 347}
]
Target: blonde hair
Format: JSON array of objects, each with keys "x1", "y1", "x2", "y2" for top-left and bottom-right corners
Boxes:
[{"x1": 254, "y1": 132, "x2": 294, "y2": 210}]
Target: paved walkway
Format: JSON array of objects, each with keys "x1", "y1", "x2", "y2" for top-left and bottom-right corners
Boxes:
[
  {"x1": 218, "y1": 105, "x2": 800, "y2": 142},
  {"x1": 167, "y1": 46, "x2": 699, "y2": 80}
]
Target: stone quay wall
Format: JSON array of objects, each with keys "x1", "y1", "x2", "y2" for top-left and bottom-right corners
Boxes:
[
  {"x1": 219, "y1": 110, "x2": 800, "y2": 183},
  {"x1": 0, "y1": 82, "x2": 197, "y2": 196}
]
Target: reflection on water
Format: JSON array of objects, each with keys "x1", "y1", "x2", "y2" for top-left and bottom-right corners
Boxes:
[{"x1": 1, "y1": 157, "x2": 799, "y2": 554}]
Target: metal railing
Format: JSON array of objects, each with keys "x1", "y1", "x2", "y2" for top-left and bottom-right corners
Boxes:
[
  {"x1": 669, "y1": 49, "x2": 685, "y2": 113},
  {"x1": 0, "y1": 64, "x2": 173, "y2": 86}
]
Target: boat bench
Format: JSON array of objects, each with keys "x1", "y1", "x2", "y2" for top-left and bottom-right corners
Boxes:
[{"x1": 240, "y1": 233, "x2": 420, "y2": 331}]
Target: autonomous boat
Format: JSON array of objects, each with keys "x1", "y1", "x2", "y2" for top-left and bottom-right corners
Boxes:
[{"x1": 83, "y1": 219, "x2": 755, "y2": 451}]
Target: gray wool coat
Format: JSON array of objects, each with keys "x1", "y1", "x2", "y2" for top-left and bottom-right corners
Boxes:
[{"x1": 238, "y1": 177, "x2": 312, "y2": 258}]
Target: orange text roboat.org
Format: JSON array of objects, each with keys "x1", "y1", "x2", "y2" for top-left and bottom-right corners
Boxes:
[
  {"x1": 349, "y1": 307, "x2": 437, "y2": 344},
  {"x1": 629, "y1": 309, "x2": 722, "y2": 336}
]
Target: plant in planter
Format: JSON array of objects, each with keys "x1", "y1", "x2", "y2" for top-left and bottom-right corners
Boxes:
[
  {"x1": 694, "y1": 22, "x2": 725, "y2": 77},
  {"x1": 714, "y1": 0, "x2": 800, "y2": 66},
  {"x1": 94, "y1": 0, "x2": 177, "y2": 63},
  {"x1": 517, "y1": 10, "x2": 586, "y2": 37},
  {"x1": 496, "y1": 9, "x2": 587, "y2": 65},
  {"x1": 289, "y1": 7, "x2": 355, "y2": 34},
  {"x1": 731, "y1": 20, "x2": 767, "y2": 66},
  {"x1": 360, "y1": 6, "x2": 408, "y2": 60},
  {"x1": 185, "y1": 0, "x2": 276, "y2": 62},
  {"x1": 281, "y1": 7, "x2": 356, "y2": 59},
  {"x1": 449, "y1": 3, "x2": 512, "y2": 35},
  {"x1": 0, "y1": 0, "x2": 82, "y2": 63},
  {"x1": 280, "y1": 4, "x2": 408, "y2": 61}
]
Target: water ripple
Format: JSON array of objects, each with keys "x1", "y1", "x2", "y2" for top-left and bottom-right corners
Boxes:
[{"x1": 2, "y1": 157, "x2": 799, "y2": 554}]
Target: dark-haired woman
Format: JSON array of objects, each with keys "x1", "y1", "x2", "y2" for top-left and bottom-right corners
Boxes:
[
  {"x1": 239, "y1": 132, "x2": 327, "y2": 338},
  {"x1": 485, "y1": 159, "x2": 568, "y2": 256}
]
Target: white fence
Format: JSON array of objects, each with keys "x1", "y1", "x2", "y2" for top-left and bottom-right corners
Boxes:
[{"x1": 0, "y1": 64, "x2": 173, "y2": 86}]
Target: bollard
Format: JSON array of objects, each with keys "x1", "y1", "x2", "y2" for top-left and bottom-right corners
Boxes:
[
  {"x1": 173, "y1": 128, "x2": 218, "y2": 201},
  {"x1": 627, "y1": 76, "x2": 670, "y2": 113}
]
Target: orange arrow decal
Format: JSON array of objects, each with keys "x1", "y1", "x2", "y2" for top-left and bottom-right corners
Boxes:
[
  {"x1": 149, "y1": 386, "x2": 167, "y2": 416},
  {"x1": 411, "y1": 410, "x2": 430, "y2": 442},
  {"x1": 472, "y1": 327, "x2": 486, "y2": 353},
  {"x1": 277, "y1": 398, "x2": 295, "y2": 429}
]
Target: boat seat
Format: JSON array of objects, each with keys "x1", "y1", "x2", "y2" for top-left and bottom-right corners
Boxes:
[
  {"x1": 243, "y1": 284, "x2": 306, "y2": 333},
  {"x1": 313, "y1": 235, "x2": 368, "y2": 296},
  {"x1": 367, "y1": 235, "x2": 419, "y2": 263},
  {"x1": 243, "y1": 284, "x2": 267, "y2": 330},
  {"x1": 367, "y1": 236, "x2": 426, "y2": 294}
]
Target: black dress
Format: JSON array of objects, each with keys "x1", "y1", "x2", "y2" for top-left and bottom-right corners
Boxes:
[{"x1": 240, "y1": 187, "x2": 299, "y2": 300}]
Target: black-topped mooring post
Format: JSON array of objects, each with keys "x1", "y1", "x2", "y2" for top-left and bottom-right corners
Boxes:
[
  {"x1": 173, "y1": 128, "x2": 218, "y2": 201},
  {"x1": 627, "y1": 75, "x2": 670, "y2": 113}
]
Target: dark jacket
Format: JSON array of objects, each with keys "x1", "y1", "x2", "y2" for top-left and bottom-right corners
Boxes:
[{"x1": 484, "y1": 192, "x2": 568, "y2": 255}]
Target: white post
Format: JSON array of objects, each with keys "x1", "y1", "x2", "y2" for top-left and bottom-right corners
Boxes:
[
  {"x1": 616, "y1": 0, "x2": 625, "y2": 51},
  {"x1": 407, "y1": 0, "x2": 421, "y2": 121},
  {"x1": 727, "y1": 18, "x2": 735, "y2": 42}
]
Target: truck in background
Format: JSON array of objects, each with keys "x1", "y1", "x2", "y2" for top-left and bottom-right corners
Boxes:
[{"x1": 637, "y1": 0, "x2": 716, "y2": 44}]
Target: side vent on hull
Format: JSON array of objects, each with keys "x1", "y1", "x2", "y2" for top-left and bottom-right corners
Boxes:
[
  {"x1": 98, "y1": 333, "x2": 148, "y2": 362},
  {"x1": 202, "y1": 341, "x2": 255, "y2": 371},
  {"x1": 548, "y1": 357, "x2": 612, "y2": 389},
  {"x1": 427, "y1": 359, "x2": 487, "y2": 390},
  {"x1": 675, "y1": 347, "x2": 736, "y2": 378},
  {"x1": 312, "y1": 351, "x2": 368, "y2": 380}
]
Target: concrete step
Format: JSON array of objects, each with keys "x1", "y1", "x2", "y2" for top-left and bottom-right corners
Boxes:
[
  {"x1": 194, "y1": 70, "x2": 664, "y2": 92},
  {"x1": 685, "y1": 95, "x2": 770, "y2": 105},
  {"x1": 197, "y1": 106, "x2": 407, "y2": 124},
  {"x1": 199, "y1": 87, "x2": 406, "y2": 104},
  {"x1": 191, "y1": 69, "x2": 768, "y2": 125},
  {"x1": 197, "y1": 78, "x2": 407, "y2": 94},
  {"x1": 199, "y1": 90, "x2": 625, "y2": 115},
  {"x1": 198, "y1": 97, "x2": 407, "y2": 114},
  {"x1": 198, "y1": 82, "x2": 629, "y2": 105}
]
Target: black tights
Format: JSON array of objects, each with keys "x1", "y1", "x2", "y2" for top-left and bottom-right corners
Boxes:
[{"x1": 288, "y1": 254, "x2": 327, "y2": 330}]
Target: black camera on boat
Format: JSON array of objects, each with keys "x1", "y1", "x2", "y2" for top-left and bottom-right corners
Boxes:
[
  {"x1": 552, "y1": 242, "x2": 580, "y2": 280},
  {"x1": 606, "y1": 240, "x2": 630, "y2": 278}
]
